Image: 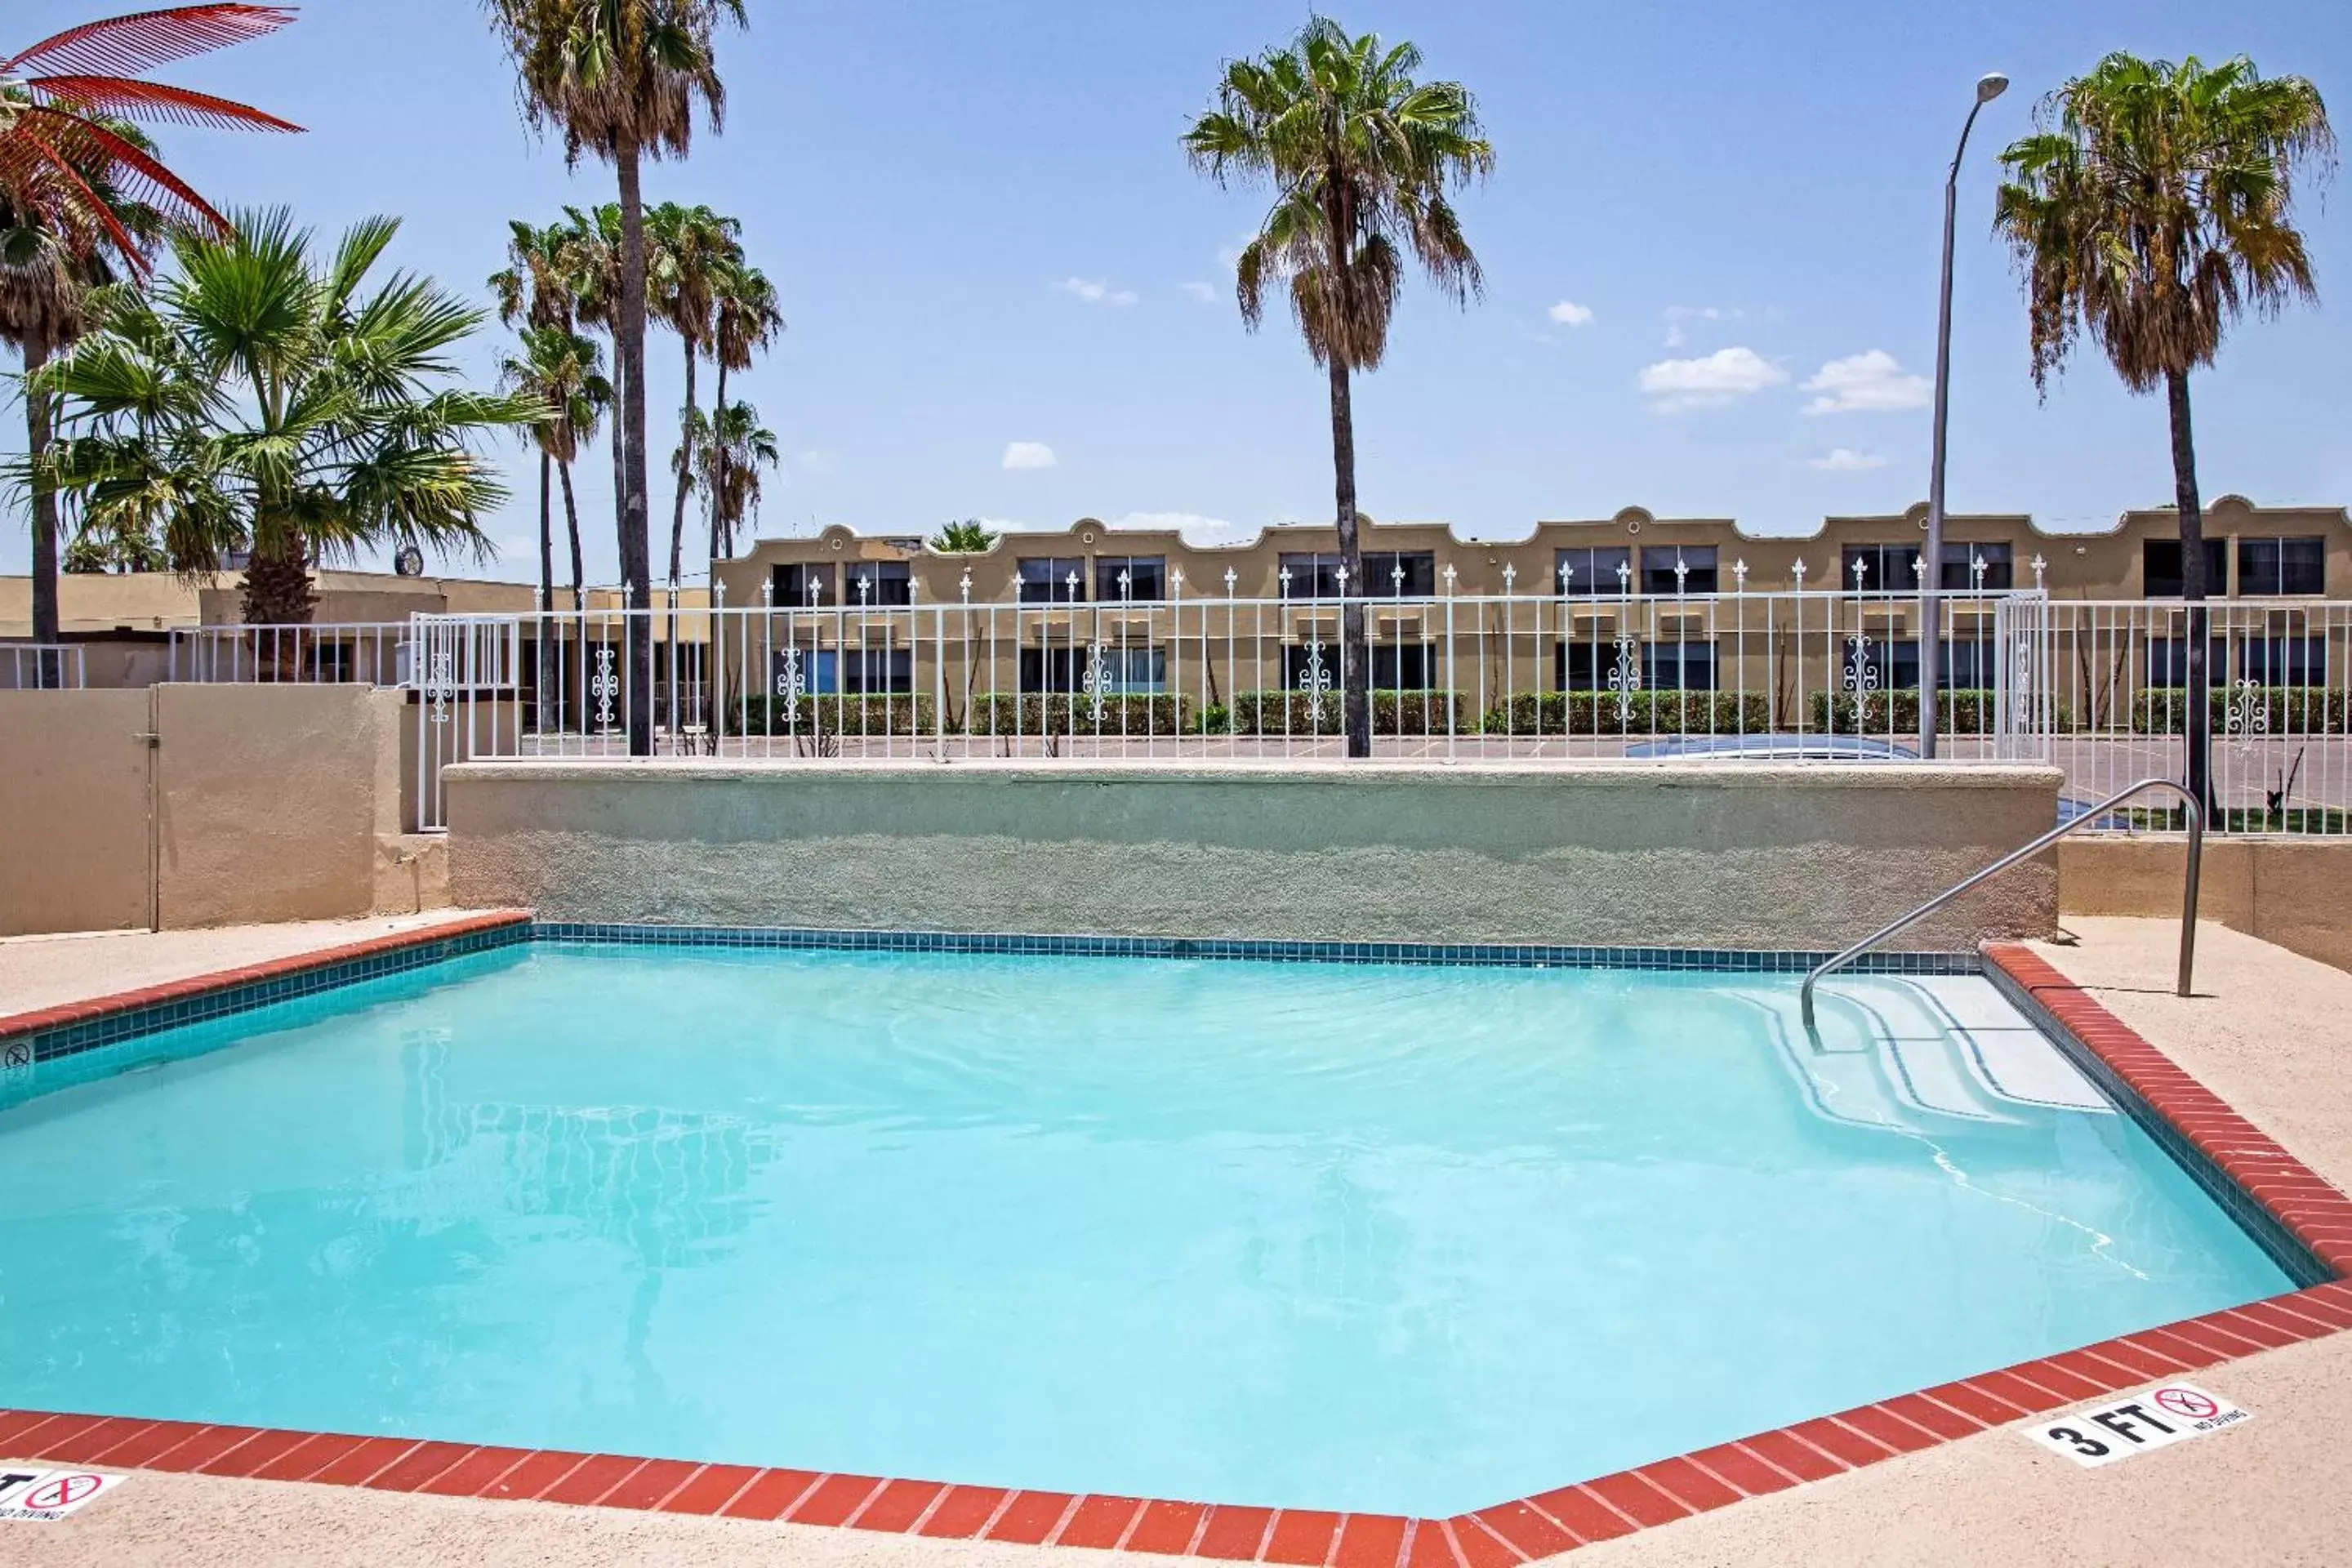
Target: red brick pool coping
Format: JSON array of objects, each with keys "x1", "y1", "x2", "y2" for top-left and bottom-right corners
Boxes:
[
  {"x1": 0, "y1": 911, "x2": 533, "y2": 1049},
  {"x1": 2, "y1": 933, "x2": 2349, "y2": 1561}
]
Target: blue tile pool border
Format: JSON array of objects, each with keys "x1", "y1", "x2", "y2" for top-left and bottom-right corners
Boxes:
[
  {"x1": 0, "y1": 915, "x2": 1973, "y2": 1080},
  {"x1": 1, "y1": 915, "x2": 532, "y2": 1070},
  {"x1": 532, "y1": 921, "x2": 1984, "y2": 975}
]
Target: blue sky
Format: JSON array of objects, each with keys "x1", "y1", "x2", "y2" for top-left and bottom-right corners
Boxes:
[{"x1": 5, "y1": 0, "x2": 2348, "y2": 583}]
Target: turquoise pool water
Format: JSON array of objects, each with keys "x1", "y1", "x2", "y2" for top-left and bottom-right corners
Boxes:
[{"x1": 0, "y1": 943, "x2": 2292, "y2": 1516}]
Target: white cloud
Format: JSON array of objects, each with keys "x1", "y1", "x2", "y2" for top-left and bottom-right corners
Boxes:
[
  {"x1": 1808, "y1": 448, "x2": 1889, "y2": 472},
  {"x1": 1178, "y1": 281, "x2": 1219, "y2": 304},
  {"x1": 1000, "y1": 441, "x2": 1058, "y2": 471},
  {"x1": 1054, "y1": 276, "x2": 1138, "y2": 308},
  {"x1": 1547, "y1": 300, "x2": 1594, "y2": 327},
  {"x1": 793, "y1": 448, "x2": 839, "y2": 477},
  {"x1": 1106, "y1": 510, "x2": 1255, "y2": 547},
  {"x1": 1663, "y1": 305, "x2": 1736, "y2": 347},
  {"x1": 1802, "y1": 350, "x2": 1931, "y2": 414},
  {"x1": 1636, "y1": 346, "x2": 1788, "y2": 412}
]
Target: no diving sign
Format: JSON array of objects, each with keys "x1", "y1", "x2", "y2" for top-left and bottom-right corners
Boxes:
[
  {"x1": 2025, "y1": 1383, "x2": 2252, "y2": 1468},
  {"x1": 0, "y1": 1466, "x2": 125, "y2": 1521}
]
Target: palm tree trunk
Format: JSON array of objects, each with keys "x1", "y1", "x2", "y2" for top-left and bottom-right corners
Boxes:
[
  {"x1": 2167, "y1": 368, "x2": 2213, "y2": 819},
  {"x1": 559, "y1": 459, "x2": 585, "y2": 609},
  {"x1": 710, "y1": 357, "x2": 730, "y2": 564},
  {"x1": 240, "y1": 529, "x2": 316, "y2": 628},
  {"x1": 559, "y1": 457, "x2": 585, "y2": 730},
  {"x1": 537, "y1": 448, "x2": 555, "y2": 734},
  {"x1": 1326, "y1": 355, "x2": 1370, "y2": 758},
  {"x1": 616, "y1": 135, "x2": 655, "y2": 755},
  {"x1": 24, "y1": 330, "x2": 61, "y2": 672},
  {"x1": 669, "y1": 341, "x2": 697, "y2": 586}
]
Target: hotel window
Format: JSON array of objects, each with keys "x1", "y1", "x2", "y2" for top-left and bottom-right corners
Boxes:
[
  {"x1": 1279, "y1": 641, "x2": 1428, "y2": 688},
  {"x1": 1841, "y1": 544, "x2": 1922, "y2": 594},
  {"x1": 1018, "y1": 556, "x2": 1088, "y2": 603},
  {"x1": 844, "y1": 560, "x2": 911, "y2": 606},
  {"x1": 843, "y1": 646, "x2": 913, "y2": 693},
  {"x1": 1645, "y1": 641, "x2": 1718, "y2": 691},
  {"x1": 2143, "y1": 539, "x2": 2229, "y2": 598},
  {"x1": 2238, "y1": 537, "x2": 2326, "y2": 597},
  {"x1": 777, "y1": 646, "x2": 913, "y2": 695},
  {"x1": 1552, "y1": 546, "x2": 1633, "y2": 596},
  {"x1": 1094, "y1": 555, "x2": 1166, "y2": 601},
  {"x1": 1020, "y1": 645, "x2": 1166, "y2": 693},
  {"x1": 1846, "y1": 639, "x2": 1922, "y2": 691},
  {"x1": 771, "y1": 563, "x2": 834, "y2": 606},
  {"x1": 1640, "y1": 545, "x2": 1718, "y2": 595},
  {"x1": 1942, "y1": 542, "x2": 2012, "y2": 590},
  {"x1": 2239, "y1": 636, "x2": 2328, "y2": 687},
  {"x1": 1553, "y1": 641, "x2": 1716, "y2": 691},
  {"x1": 1276, "y1": 550, "x2": 1435, "y2": 597},
  {"x1": 1363, "y1": 550, "x2": 1437, "y2": 597},
  {"x1": 1278, "y1": 553, "x2": 1345, "y2": 599},
  {"x1": 2145, "y1": 639, "x2": 2226, "y2": 687}
]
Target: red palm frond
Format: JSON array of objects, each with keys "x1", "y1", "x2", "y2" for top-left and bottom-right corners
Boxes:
[
  {"x1": 5, "y1": 105, "x2": 233, "y2": 239},
  {"x1": 27, "y1": 76, "x2": 305, "y2": 134},
  {"x1": 2, "y1": 5, "x2": 295, "y2": 78},
  {"x1": 0, "y1": 122, "x2": 148, "y2": 271}
]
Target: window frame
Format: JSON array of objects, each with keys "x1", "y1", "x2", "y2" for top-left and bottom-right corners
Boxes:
[
  {"x1": 1017, "y1": 556, "x2": 1089, "y2": 604},
  {"x1": 2237, "y1": 536, "x2": 2327, "y2": 597},
  {"x1": 2142, "y1": 538, "x2": 2230, "y2": 598},
  {"x1": 1552, "y1": 546, "x2": 1634, "y2": 597}
]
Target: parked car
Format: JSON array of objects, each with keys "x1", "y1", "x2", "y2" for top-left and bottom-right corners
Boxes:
[{"x1": 1623, "y1": 733, "x2": 1918, "y2": 762}]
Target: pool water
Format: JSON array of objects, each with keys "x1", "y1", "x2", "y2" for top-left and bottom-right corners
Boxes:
[{"x1": 0, "y1": 943, "x2": 2292, "y2": 1516}]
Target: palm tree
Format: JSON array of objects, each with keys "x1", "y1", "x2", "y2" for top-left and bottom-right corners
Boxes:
[
  {"x1": 493, "y1": 323, "x2": 608, "y2": 612},
  {"x1": 38, "y1": 209, "x2": 540, "y2": 624},
  {"x1": 931, "y1": 519, "x2": 996, "y2": 554},
  {"x1": 1184, "y1": 19, "x2": 1491, "y2": 757},
  {"x1": 499, "y1": 325, "x2": 611, "y2": 719},
  {"x1": 704, "y1": 249, "x2": 780, "y2": 567},
  {"x1": 679, "y1": 396, "x2": 775, "y2": 564},
  {"x1": 492, "y1": 220, "x2": 574, "y2": 634},
  {"x1": 1995, "y1": 53, "x2": 2334, "y2": 812},
  {"x1": 1, "y1": 3, "x2": 296, "y2": 654},
  {"x1": 491, "y1": 218, "x2": 607, "y2": 610},
  {"x1": 548, "y1": 203, "x2": 629, "y2": 591},
  {"x1": 489, "y1": 217, "x2": 578, "y2": 334},
  {"x1": 484, "y1": 0, "x2": 746, "y2": 755},
  {"x1": 648, "y1": 201, "x2": 738, "y2": 585}
]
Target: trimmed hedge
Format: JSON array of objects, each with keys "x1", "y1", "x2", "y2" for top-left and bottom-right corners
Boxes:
[
  {"x1": 1805, "y1": 688, "x2": 2063, "y2": 734},
  {"x1": 1231, "y1": 688, "x2": 1473, "y2": 736},
  {"x1": 960, "y1": 692, "x2": 1190, "y2": 735},
  {"x1": 1481, "y1": 690, "x2": 1771, "y2": 737},
  {"x1": 730, "y1": 693, "x2": 937, "y2": 737},
  {"x1": 2132, "y1": 686, "x2": 2346, "y2": 735}
]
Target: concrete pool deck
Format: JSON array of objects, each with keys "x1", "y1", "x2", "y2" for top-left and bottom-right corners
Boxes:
[
  {"x1": 2, "y1": 915, "x2": 2348, "y2": 1566},
  {"x1": 0, "y1": 911, "x2": 494, "y2": 1015}
]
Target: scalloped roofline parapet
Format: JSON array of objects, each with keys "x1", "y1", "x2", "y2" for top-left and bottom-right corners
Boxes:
[{"x1": 740, "y1": 494, "x2": 2350, "y2": 564}]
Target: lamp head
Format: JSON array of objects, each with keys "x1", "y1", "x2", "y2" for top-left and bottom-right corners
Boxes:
[{"x1": 1976, "y1": 72, "x2": 2010, "y2": 104}]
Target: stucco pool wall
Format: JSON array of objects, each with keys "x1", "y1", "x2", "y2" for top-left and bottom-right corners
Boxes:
[{"x1": 443, "y1": 760, "x2": 2060, "y2": 949}]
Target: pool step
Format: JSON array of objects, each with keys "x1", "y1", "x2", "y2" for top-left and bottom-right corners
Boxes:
[{"x1": 1743, "y1": 978, "x2": 2108, "y2": 1134}]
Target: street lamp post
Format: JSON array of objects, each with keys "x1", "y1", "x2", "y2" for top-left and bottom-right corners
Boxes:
[{"x1": 1921, "y1": 70, "x2": 2008, "y2": 760}]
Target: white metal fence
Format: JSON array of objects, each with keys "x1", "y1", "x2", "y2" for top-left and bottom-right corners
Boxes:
[
  {"x1": 410, "y1": 588, "x2": 2052, "y2": 772},
  {"x1": 2041, "y1": 599, "x2": 2349, "y2": 834},
  {"x1": 168, "y1": 622, "x2": 416, "y2": 687},
  {"x1": 154, "y1": 593, "x2": 2352, "y2": 840},
  {"x1": 1, "y1": 643, "x2": 85, "y2": 690}
]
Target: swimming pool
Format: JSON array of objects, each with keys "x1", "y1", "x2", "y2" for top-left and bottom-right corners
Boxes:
[{"x1": 0, "y1": 938, "x2": 2298, "y2": 1517}]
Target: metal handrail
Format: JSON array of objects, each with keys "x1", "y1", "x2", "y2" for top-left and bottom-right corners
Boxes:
[{"x1": 1800, "y1": 777, "x2": 2203, "y2": 1028}]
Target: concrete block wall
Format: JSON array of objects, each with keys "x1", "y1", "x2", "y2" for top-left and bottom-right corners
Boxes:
[{"x1": 447, "y1": 760, "x2": 2064, "y2": 951}]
